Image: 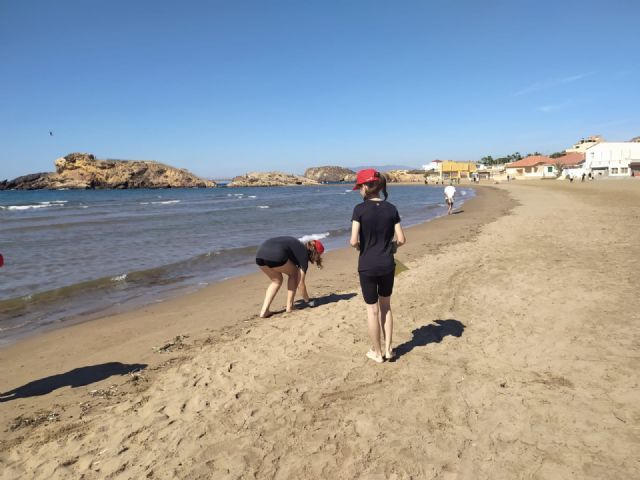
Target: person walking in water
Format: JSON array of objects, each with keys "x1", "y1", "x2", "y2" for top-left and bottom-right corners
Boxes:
[
  {"x1": 255, "y1": 237, "x2": 324, "y2": 318},
  {"x1": 350, "y1": 169, "x2": 406, "y2": 363},
  {"x1": 444, "y1": 184, "x2": 456, "y2": 215}
]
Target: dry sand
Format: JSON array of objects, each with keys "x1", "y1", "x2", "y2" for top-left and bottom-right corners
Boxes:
[{"x1": 1, "y1": 181, "x2": 639, "y2": 479}]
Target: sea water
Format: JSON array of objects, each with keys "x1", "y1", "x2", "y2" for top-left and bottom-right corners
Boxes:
[{"x1": 0, "y1": 184, "x2": 474, "y2": 344}]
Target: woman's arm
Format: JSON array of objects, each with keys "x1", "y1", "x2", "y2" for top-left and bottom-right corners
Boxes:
[
  {"x1": 298, "y1": 268, "x2": 310, "y2": 302},
  {"x1": 350, "y1": 220, "x2": 360, "y2": 250},
  {"x1": 394, "y1": 223, "x2": 406, "y2": 247}
]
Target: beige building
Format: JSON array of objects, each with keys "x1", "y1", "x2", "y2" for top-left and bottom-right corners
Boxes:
[{"x1": 566, "y1": 135, "x2": 603, "y2": 153}]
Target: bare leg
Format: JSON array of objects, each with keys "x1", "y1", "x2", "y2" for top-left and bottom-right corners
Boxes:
[
  {"x1": 366, "y1": 302, "x2": 383, "y2": 361},
  {"x1": 379, "y1": 295, "x2": 394, "y2": 359},
  {"x1": 286, "y1": 268, "x2": 299, "y2": 313},
  {"x1": 259, "y1": 266, "x2": 282, "y2": 317}
]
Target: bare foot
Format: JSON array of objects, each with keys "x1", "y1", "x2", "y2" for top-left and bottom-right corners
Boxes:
[
  {"x1": 384, "y1": 349, "x2": 396, "y2": 361},
  {"x1": 259, "y1": 310, "x2": 273, "y2": 318},
  {"x1": 366, "y1": 350, "x2": 384, "y2": 364}
]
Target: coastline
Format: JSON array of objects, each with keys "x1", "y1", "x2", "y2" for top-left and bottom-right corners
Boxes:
[
  {"x1": 0, "y1": 187, "x2": 507, "y2": 426},
  {"x1": 5, "y1": 181, "x2": 638, "y2": 478},
  {"x1": 0, "y1": 183, "x2": 468, "y2": 345}
]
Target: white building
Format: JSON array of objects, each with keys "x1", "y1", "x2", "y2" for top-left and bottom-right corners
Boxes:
[
  {"x1": 584, "y1": 142, "x2": 640, "y2": 177},
  {"x1": 421, "y1": 160, "x2": 442, "y2": 171}
]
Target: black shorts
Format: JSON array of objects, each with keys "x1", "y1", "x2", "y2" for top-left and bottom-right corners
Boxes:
[
  {"x1": 256, "y1": 258, "x2": 286, "y2": 268},
  {"x1": 359, "y1": 270, "x2": 395, "y2": 304}
]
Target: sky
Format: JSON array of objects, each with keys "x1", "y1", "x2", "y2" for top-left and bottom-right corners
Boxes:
[{"x1": 1, "y1": 0, "x2": 639, "y2": 180}]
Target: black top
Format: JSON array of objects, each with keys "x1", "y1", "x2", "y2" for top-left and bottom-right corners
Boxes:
[
  {"x1": 351, "y1": 200, "x2": 401, "y2": 275},
  {"x1": 256, "y1": 236, "x2": 309, "y2": 272}
]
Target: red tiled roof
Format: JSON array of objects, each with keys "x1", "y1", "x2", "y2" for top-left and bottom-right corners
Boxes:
[
  {"x1": 506, "y1": 155, "x2": 553, "y2": 168},
  {"x1": 553, "y1": 152, "x2": 585, "y2": 166}
]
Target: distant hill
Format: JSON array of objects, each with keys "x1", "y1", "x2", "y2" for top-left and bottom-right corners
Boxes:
[{"x1": 348, "y1": 164, "x2": 417, "y2": 172}]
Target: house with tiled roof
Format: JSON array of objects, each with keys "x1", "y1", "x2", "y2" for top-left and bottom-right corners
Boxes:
[
  {"x1": 504, "y1": 155, "x2": 557, "y2": 179},
  {"x1": 555, "y1": 152, "x2": 586, "y2": 178}
]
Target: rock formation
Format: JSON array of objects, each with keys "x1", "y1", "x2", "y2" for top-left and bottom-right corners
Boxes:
[
  {"x1": 0, "y1": 153, "x2": 216, "y2": 190},
  {"x1": 228, "y1": 172, "x2": 319, "y2": 187},
  {"x1": 304, "y1": 166, "x2": 356, "y2": 183},
  {"x1": 384, "y1": 170, "x2": 426, "y2": 183}
]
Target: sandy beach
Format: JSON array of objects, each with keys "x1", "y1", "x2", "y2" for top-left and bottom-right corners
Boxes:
[{"x1": 1, "y1": 181, "x2": 639, "y2": 479}]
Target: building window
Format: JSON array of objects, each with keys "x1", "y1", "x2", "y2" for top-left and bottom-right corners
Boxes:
[
  {"x1": 611, "y1": 167, "x2": 619, "y2": 174},
  {"x1": 621, "y1": 167, "x2": 628, "y2": 174},
  {"x1": 547, "y1": 166, "x2": 553, "y2": 173},
  {"x1": 525, "y1": 167, "x2": 531, "y2": 173}
]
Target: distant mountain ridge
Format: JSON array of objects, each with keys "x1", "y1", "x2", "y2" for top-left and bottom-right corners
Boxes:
[{"x1": 348, "y1": 164, "x2": 418, "y2": 172}]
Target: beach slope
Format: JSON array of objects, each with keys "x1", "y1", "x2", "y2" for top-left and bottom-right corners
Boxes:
[{"x1": 1, "y1": 182, "x2": 639, "y2": 479}]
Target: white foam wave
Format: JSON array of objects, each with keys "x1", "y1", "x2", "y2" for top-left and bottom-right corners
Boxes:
[
  {"x1": 140, "y1": 200, "x2": 181, "y2": 205},
  {"x1": 111, "y1": 274, "x2": 127, "y2": 282},
  {"x1": 248, "y1": 195, "x2": 257, "y2": 199},
  {"x1": 298, "y1": 232, "x2": 330, "y2": 243},
  {"x1": 257, "y1": 205, "x2": 269, "y2": 209},
  {"x1": 4, "y1": 204, "x2": 55, "y2": 211}
]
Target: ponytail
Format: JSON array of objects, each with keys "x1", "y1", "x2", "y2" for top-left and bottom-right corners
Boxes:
[
  {"x1": 307, "y1": 242, "x2": 324, "y2": 268},
  {"x1": 363, "y1": 172, "x2": 388, "y2": 200}
]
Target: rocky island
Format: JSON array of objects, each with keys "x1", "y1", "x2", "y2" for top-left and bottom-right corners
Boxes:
[
  {"x1": 304, "y1": 166, "x2": 356, "y2": 183},
  {"x1": 228, "y1": 172, "x2": 319, "y2": 187},
  {"x1": 0, "y1": 153, "x2": 216, "y2": 190}
]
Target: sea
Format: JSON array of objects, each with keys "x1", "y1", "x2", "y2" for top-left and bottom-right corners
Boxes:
[{"x1": 0, "y1": 184, "x2": 474, "y2": 345}]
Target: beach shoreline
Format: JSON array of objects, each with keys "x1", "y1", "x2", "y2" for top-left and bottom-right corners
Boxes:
[
  {"x1": 0, "y1": 184, "x2": 473, "y2": 346},
  {"x1": 0, "y1": 187, "x2": 508, "y2": 428},
  {"x1": 3, "y1": 181, "x2": 638, "y2": 478}
]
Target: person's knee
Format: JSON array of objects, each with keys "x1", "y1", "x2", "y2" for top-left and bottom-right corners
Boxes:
[
  {"x1": 366, "y1": 302, "x2": 380, "y2": 314},
  {"x1": 379, "y1": 295, "x2": 391, "y2": 308},
  {"x1": 272, "y1": 276, "x2": 283, "y2": 287}
]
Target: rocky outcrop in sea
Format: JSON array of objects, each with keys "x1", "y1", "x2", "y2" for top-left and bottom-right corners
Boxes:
[
  {"x1": 228, "y1": 172, "x2": 319, "y2": 187},
  {"x1": 0, "y1": 153, "x2": 216, "y2": 190},
  {"x1": 304, "y1": 166, "x2": 356, "y2": 183}
]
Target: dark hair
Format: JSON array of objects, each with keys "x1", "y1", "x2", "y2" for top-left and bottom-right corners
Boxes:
[
  {"x1": 307, "y1": 242, "x2": 323, "y2": 268},
  {"x1": 363, "y1": 172, "x2": 388, "y2": 200}
]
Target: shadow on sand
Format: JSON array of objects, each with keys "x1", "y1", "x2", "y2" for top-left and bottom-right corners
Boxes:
[
  {"x1": 305, "y1": 292, "x2": 357, "y2": 308},
  {"x1": 392, "y1": 319, "x2": 465, "y2": 361},
  {"x1": 0, "y1": 362, "x2": 147, "y2": 402}
]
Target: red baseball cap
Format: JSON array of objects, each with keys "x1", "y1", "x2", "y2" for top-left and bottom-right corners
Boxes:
[
  {"x1": 313, "y1": 240, "x2": 325, "y2": 254},
  {"x1": 353, "y1": 168, "x2": 379, "y2": 190}
]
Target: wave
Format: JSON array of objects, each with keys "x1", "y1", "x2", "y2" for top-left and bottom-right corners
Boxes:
[
  {"x1": 1, "y1": 204, "x2": 55, "y2": 211},
  {"x1": 298, "y1": 232, "x2": 330, "y2": 243},
  {"x1": 257, "y1": 205, "x2": 269, "y2": 209},
  {"x1": 139, "y1": 200, "x2": 181, "y2": 205}
]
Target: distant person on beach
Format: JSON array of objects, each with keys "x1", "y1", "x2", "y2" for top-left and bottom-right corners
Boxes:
[
  {"x1": 255, "y1": 237, "x2": 324, "y2": 318},
  {"x1": 350, "y1": 169, "x2": 406, "y2": 363},
  {"x1": 444, "y1": 184, "x2": 456, "y2": 214}
]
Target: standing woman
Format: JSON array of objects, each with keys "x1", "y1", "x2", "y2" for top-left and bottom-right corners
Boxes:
[
  {"x1": 255, "y1": 237, "x2": 324, "y2": 318},
  {"x1": 350, "y1": 169, "x2": 406, "y2": 363}
]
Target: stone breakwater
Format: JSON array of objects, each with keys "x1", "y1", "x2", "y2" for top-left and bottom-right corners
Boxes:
[{"x1": 0, "y1": 153, "x2": 217, "y2": 190}]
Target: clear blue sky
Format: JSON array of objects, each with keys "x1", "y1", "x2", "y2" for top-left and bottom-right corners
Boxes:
[{"x1": 1, "y1": 0, "x2": 639, "y2": 179}]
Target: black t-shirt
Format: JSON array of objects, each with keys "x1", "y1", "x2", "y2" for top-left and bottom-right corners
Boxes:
[
  {"x1": 351, "y1": 200, "x2": 401, "y2": 275},
  {"x1": 256, "y1": 236, "x2": 309, "y2": 272}
]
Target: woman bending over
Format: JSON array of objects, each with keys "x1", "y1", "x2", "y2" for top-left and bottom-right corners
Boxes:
[{"x1": 255, "y1": 236, "x2": 324, "y2": 318}]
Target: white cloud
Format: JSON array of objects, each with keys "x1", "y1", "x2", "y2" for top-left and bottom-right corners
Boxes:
[{"x1": 513, "y1": 72, "x2": 595, "y2": 96}]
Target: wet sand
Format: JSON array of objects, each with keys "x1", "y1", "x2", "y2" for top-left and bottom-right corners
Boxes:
[{"x1": 1, "y1": 181, "x2": 639, "y2": 479}]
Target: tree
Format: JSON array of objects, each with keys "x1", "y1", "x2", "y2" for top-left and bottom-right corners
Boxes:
[
  {"x1": 549, "y1": 151, "x2": 565, "y2": 158},
  {"x1": 552, "y1": 158, "x2": 566, "y2": 178}
]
